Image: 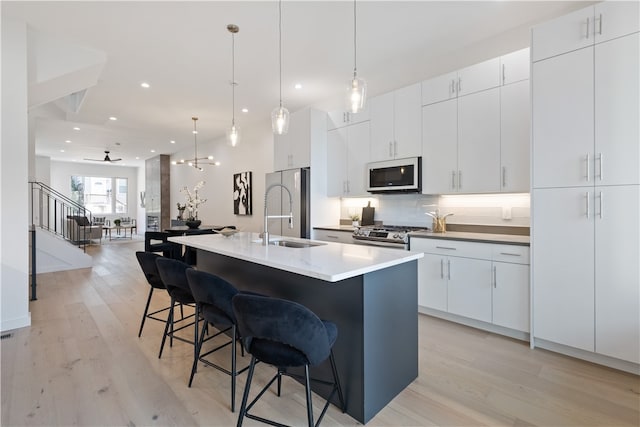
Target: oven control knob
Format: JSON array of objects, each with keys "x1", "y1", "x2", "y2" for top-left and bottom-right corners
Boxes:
[{"x1": 393, "y1": 234, "x2": 399, "y2": 238}]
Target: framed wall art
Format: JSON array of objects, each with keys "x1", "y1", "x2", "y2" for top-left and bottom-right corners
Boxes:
[{"x1": 233, "y1": 171, "x2": 252, "y2": 215}]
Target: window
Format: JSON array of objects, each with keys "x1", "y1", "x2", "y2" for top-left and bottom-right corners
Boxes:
[{"x1": 71, "y1": 176, "x2": 128, "y2": 214}]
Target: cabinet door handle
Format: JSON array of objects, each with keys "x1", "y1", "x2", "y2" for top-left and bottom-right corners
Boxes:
[
  {"x1": 436, "y1": 246, "x2": 457, "y2": 250},
  {"x1": 389, "y1": 142, "x2": 393, "y2": 157},
  {"x1": 343, "y1": 181, "x2": 347, "y2": 194},
  {"x1": 493, "y1": 265, "x2": 497, "y2": 288},
  {"x1": 451, "y1": 171, "x2": 456, "y2": 190},
  {"x1": 586, "y1": 192, "x2": 590, "y2": 219},
  {"x1": 502, "y1": 64, "x2": 506, "y2": 85},
  {"x1": 502, "y1": 167, "x2": 507, "y2": 188},
  {"x1": 586, "y1": 153, "x2": 590, "y2": 182},
  {"x1": 586, "y1": 17, "x2": 590, "y2": 39},
  {"x1": 599, "y1": 191, "x2": 603, "y2": 219},
  {"x1": 500, "y1": 252, "x2": 521, "y2": 257},
  {"x1": 394, "y1": 141, "x2": 398, "y2": 157},
  {"x1": 597, "y1": 13, "x2": 603, "y2": 35},
  {"x1": 326, "y1": 235, "x2": 339, "y2": 239},
  {"x1": 597, "y1": 153, "x2": 603, "y2": 181},
  {"x1": 447, "y1": 259, "x2": 451, "y2": 280},
  {"x1": 451, "y1": 79, "x2": 456, "y2": 96},
  {"x1": 440, "y1": 258, "x2": 444, "y2": 279},
  {"x1": 347, "y1": 180, "x2": 350, "y2": 193},
  {"x1": 458, "y1": 171, "x2": 462, "y2": 189},
  {"x1": 457, "y1": 77, "x2": 462, "y2": 93}
]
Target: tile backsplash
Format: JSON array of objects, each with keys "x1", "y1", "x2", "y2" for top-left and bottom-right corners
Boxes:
[{"x1": 341, "y1": 193, "x2": 530, "y2": 228}]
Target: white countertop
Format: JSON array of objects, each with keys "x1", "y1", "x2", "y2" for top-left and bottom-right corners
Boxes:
[
  {"x1": 169, "y1": 232, "x2": 423, "y2": 282},
  {"x1": 409, "y1": 230, "x2": 530, "y2": 246}
]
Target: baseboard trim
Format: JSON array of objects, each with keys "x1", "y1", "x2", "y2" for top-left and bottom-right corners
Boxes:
[
  {"x1": 1, "y1": 312, "x2": 31, "y2": 333},
  {"x1": 418, "y1": 306, "x2": 530, "y2": 342},
  {"x1": 533, "y1": 338, "x2": 640, "y2": 375}
]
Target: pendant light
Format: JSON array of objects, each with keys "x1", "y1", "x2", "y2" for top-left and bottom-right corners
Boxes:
[
  {"x1": 171, "y1": 117, "x2": 219, "y2": 170},
  {"x1": 227, "y1": 24, "x2": 240, "y2": 147},
  {"x1": 271, "y1": 0, "x2": 290, "y2": 135},
  {"x1": 348, "y1": 0, "x2": 366, "y2": 114}
]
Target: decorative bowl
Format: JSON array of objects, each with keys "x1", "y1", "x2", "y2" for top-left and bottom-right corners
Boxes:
[{"x1": 216, "y1": 227, "x2": 238, "y2": 237}]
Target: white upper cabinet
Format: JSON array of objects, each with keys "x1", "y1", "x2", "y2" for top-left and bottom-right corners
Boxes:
[
  {"x1": 594, "y1": 1, "x2": 640, "y2": 43},
  {"x1": 274, "y1": 109, "x2": 311, "y2": 171},
  {"x1": 369, "y1": 83, "x2": 422, "y2": 161},
  {"x1": 532, "y1": 47, "x2": 594, "y2": 188},
  {"x1": 422, "y1": 99, "x2": 458, "y2": 194},
  {"x1": 500, "y1": 48, "x2": 530, "y2": 85},
  {"x1": 457, "y1": 57, "x2": 501, "y2": 96},
  {"x1": 532, "y1": 2, "x2": 639, "y2": 62},
  {"x1": 421, "y1": 71, "x2": 458, "y2": 106},
  {"x1": 327, "y1": 121, "x2": 370, "y2": 197},
  {"x1": 595, "y1": 33, "x2": 640, "y2": 186},
  {"x1": 457, "y1": 87, "x2": 501, "y2": 193},
  {"x1": 327, "y1": 107, "x2": 370, "y2": 131},
  {"x1": 421, "y1": 58, "x2": 500, "y2": 106},
  {"x1": 500, "y1": 80, "x2": 530, "y2": 192},
  {"x1": 532, "y1": 6, "x2": 594, "y2": 62}
]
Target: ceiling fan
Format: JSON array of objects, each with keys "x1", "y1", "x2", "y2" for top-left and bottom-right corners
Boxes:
[{"x1": 84, "y1": 150, "x2": 122, "y2": 163}]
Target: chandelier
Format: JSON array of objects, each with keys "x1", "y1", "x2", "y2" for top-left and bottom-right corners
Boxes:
[{"x1": 171, "y1": 117, "x2": 219, "y2": 170}]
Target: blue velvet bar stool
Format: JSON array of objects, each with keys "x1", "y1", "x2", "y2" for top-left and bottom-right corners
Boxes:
[
  {"x1": 155, "y1": 257, "x2": 198, "y2": 360},
  {"x1": 232, "y1": 294, "x2": 345, "y2": 427},
  {"x1": 185, "y1": 268, "x2": 250, "y2": 411},
  {"x1": 134, "y1": 251, "x2": 173, "y2": 337}
]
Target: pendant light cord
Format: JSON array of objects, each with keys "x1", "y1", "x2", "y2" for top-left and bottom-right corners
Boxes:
[
  {"x1": 278, "y1": 0, "x2": 283, "y2": 108},
  {"x1": 193, "y1": 117, "x2": 198, "y2": 169},
  {"x1": 353, "y1": 0, "x2": 357, "y2": 78},
  {"x1": 232, "y1": 31, "x2": 235, "y2": 125}
]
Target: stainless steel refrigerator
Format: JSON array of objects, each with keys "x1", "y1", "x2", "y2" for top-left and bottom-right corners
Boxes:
[{"x1": 265, "y1": 168, "x2": 310, "y2": 239}]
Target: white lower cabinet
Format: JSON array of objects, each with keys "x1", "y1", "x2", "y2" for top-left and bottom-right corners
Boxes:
[
  {"x1": 312, "y1": 228, "x2": 355, "y2": 245},
  {"x1": 447, "y1": 257, "x2": 492, "y2": 322},
  {"x1": 412, "y1": 237, "x2": 530, "y2": 335}
]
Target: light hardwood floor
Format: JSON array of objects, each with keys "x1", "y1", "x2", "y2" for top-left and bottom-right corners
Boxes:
[{"x1": 2, "y1": 240, "x2": 639, "y2": 426}]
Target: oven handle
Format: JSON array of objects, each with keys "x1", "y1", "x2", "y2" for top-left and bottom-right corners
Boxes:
[{"x1": 351, "y1": 237, "x2": 407, "y2": 249}]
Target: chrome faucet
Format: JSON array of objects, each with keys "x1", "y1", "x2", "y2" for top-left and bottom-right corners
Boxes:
[{"x1": 263, "y1": 183, "x2": 294, "y2": 245}]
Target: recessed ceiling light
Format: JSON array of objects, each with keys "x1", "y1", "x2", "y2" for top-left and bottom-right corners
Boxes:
[
  {"x1": 60, "y1": 149, "x2": 65, "y2": 153},
  {"x1": 215, "y1": 161, "x2": 221, "y2": 166},
  {"x1": 241, "y1": 108, "x2": 249, "y2": 113},
  {"x1": 135, "y1": 157, "x2": 140, "y2": 160},
  {"x1": 109, "y1": 116, "x2": 118, "y2": 121},
  {"x1": 150, "y1": 149, "x2": 156, "y2": 153},
  {"x1": 65, "y1": 140, "x2": 72, "y2": 143},
  {"x1": 170, "y1": 140, "x2": 176, "y2": 144},
  {"x1": 294, "y1": 83, "x2": 302, "y2": 90},
  {"x1": 73, "y1": 127, "x2": 80, "y2": 131},
  {"x1": 140, "y1": 82, "x2": 150, "y2": 88}
]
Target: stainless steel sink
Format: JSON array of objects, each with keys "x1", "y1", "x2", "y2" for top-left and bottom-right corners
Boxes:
[{"x1": 269, "y1": 240, "x2": 326, "y2": 248}]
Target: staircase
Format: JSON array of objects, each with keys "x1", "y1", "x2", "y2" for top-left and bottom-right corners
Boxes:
[{"x1": 29, "y1": 182, "x2": 95, "y2": 298}]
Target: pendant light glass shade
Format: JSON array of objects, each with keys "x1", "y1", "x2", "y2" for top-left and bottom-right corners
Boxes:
[
  {"x1": 271, "y1": 105, "x2": 290, "y2": 135},
  {"x1": 347, "y1": 0, "x2": 366, "y2": 114},
  {"x1": 227, "y1": 24, "x2": 240, "y2": 147},
  {"x1": 271, "y1": 0, "x2": 289, "y2": 135},
  {"x1": 227, "y1": 123, "x2": 240, "y2": 147},
  {"x1": 348, "y1": 75, "x2": 367, "y2": 113}
]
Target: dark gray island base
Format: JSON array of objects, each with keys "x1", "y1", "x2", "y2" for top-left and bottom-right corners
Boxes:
[{"x1": 197, "y1": 250, "x2": 418, "y2": 424}]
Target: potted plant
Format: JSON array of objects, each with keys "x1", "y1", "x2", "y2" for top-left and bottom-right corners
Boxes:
[
  {"x1": 350, "y1": 214, "x2": 360, "y2": 227},
  {"x1": 114, "y1": 218, "x2": 121, "y2": 227},
  {"x1": 181, "y1": 181, "x2": 207, "y2": 228}
]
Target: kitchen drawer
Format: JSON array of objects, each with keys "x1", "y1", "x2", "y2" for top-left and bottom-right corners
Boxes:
[
  {"x1": 491, "y1": 244, "x2": 530, "y2": 264},
  {"x1": 313, "y1": 229, "x2": 355, "y2": 245},
  {"x1": 416, "y1": 239, "x2": 492, "y2": 259}
]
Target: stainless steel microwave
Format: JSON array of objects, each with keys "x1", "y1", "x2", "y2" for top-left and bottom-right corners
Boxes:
[{"x1": 367, "y1": 157, "x2": 421, "y2": 193}]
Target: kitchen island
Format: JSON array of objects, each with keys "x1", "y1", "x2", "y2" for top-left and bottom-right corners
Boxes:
[{"x1": 169, "y1": 232, "x2": 423, "y2": 424}]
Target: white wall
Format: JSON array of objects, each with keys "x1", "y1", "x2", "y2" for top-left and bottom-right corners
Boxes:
[
  {"x1": 1, "y1": 18, "x2": 31, "y2": 332},
  {"x1": 50, "y1": 160, "x2": 140, "y2": 224},
  {"x1": 34, "y1": 155, "x2": 51, "y2": 185},
  {"x1": 169, "y1": 118, "x2": 274, "y2": 233}
]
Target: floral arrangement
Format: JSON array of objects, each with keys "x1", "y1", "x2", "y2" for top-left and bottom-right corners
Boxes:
[{"x1": 181, "y1": 181, "x2": 207, "y2": 220}]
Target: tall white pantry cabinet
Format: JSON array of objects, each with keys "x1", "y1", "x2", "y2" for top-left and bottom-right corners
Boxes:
[{"x1": 531, "y1": 1, "x2": 639, "y2": 367}]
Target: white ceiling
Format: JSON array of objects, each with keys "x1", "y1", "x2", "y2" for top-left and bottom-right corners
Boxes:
[{"x1": 4, "y1": 1, "x2": 590, "y2": 167}]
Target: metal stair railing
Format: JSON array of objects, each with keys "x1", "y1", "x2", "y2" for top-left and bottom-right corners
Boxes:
[{"x1": 29, "y1": 181, "x2": 95, "y2": 250}]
